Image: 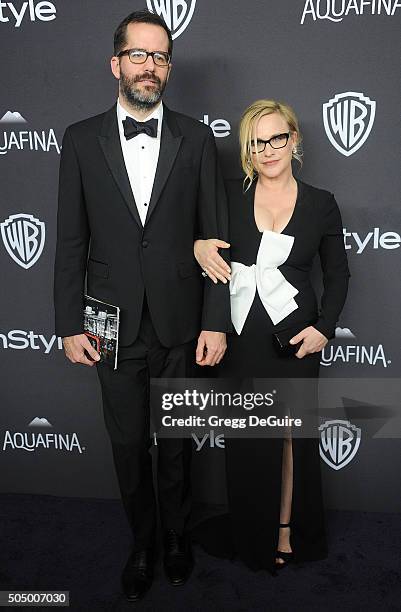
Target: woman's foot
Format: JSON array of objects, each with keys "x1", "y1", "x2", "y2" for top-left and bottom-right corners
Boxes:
[{"x1": 275, "y1": 523, "x2": 293, "y2": 567}]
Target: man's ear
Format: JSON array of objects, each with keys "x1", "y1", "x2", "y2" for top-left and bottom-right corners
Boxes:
[
  {"x1": 166, "y1": 63, "x2": 172, "y2": 82},
  {"x1": 110, "y1": 56, "x2": 120, "y2": 81}
]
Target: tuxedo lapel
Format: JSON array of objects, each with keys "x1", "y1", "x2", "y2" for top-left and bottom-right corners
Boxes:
[
  {"x1": 145, "y1": 106, "x2": 183, "y2": 225},
  {"x1": 97, "y1": 105, "x2": 142, "y2": 228}
]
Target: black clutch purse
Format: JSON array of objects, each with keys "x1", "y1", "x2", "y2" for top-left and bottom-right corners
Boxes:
[{"x1": 272, "y1": 321, "x2": 315, "y2": 357}]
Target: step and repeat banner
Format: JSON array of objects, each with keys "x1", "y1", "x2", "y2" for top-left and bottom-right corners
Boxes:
[{"x1": 1, "y1": 1, "x2": 400, "y2": 512}]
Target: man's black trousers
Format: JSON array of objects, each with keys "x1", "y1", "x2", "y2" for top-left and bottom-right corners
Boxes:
[{"x1": 96, "y1": 297, "x2": 195, "y2": 551}]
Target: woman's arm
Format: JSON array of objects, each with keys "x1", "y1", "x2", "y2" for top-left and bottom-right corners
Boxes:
[
  {"x1": 194, "y1": 238, "x2": 231, "y2": 284},
  {"x1": 289, "y1": 193, "x2": 350, "y2": 357},
  {"x1": 314, "y1": 193, "x2": 351, "y2": 339}
]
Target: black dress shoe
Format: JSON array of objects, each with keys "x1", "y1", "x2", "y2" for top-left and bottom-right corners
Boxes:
[
  {"x1": 163, "y1": 529, "x2": 193, "y2": 585},
  {"x1": 121, "y1": 548, "x2": 154, "y2": 601}
]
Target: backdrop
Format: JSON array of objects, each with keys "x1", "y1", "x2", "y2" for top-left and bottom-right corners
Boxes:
[{"x1": 1, "y1": 0, "x2": 400, "y2": 512}]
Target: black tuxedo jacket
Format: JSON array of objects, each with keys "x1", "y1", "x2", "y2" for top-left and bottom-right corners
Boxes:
[{"x1": 54, "y1": 104, "x2": 232, "y2": 347}]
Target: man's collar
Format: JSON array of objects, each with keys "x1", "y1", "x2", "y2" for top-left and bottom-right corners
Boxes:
[
  {"x1": 117, "y1": 98, "x2": 163, "y2": 125},
  {"x1": 100, "y1": 101, "x2": 182, "y2": 141}
]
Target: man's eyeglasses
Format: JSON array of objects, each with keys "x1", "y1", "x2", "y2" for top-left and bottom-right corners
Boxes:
[
  {"x1": 117, "y1": 48, "x2": 171, "y2": 67},
  {"x1": 250, "y1": 132, "x2": 290, "y2": 154}
]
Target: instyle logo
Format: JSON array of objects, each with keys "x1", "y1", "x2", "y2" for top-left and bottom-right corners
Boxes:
[
  {"x1": 0, "y1": 110, "x2": 61, "y2": 155},
  {"x1": 2, "y1": 417, "x2": 85, "y2": 453},
  {"x1": 321, "y1": 327, "x2": 391, "y2": 368},
  {"x1": 0, "y1": 0, "x2": 56, "y2": 27},
  {"x1": 0, "y1": 330, "x2": 63, "y2": 353},
  {"x1": 319, "y1": 419, "x2": 361, "y2": 470},
  {"x1": 200, "y1": 114, "x2": 231, "y2": 138},
  {"x1": 1, "y1": 213, "x2": 45, "y2": 269},
  {"x1": 323, "y1": 92, "x2": 376, "y2": 156},
  {"x1": 192, "y1": 430, "x2": 225, "y2": 451},
  {"x1": 343, "y1": 228, "x2": 401, "y2": 253},
  {"x1": 146, "y1": 0, "x2": 196, "y2": 39},
  {"x1": 301, "y1": 0, "x2": 400, "y2": 24}
]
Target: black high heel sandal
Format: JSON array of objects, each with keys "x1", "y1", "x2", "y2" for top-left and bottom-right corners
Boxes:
[{"x1": 275, "y1": 523, "x2": 293, "y2": 569}]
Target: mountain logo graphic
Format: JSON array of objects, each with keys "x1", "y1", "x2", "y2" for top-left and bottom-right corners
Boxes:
[
  {"x1": 28, "y1": 417, "x2": 53, "y2": 428},
  {"x1": 335, "y1": 327, "x2": 356, "y2": 339},
  {"x1": 0, "y1": 111, "x2": 27, "y2": 123}
]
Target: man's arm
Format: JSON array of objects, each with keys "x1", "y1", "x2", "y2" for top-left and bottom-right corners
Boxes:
[
  {"x1": 54, "y1": 127, "x2": 100, "y2": 366},
  {"x1": 197, "y1": 129, "x2": 232, "y2": 333},
  {"x1": 195, "y1": 129, "x2": 232, "y2": 366},
  {"x1": 54, "y1": 127, "x2": 91, "y2": 340}
]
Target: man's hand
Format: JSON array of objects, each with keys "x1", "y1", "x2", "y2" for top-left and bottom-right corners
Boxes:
[
  {"x1": 289, "y1": 326, "x2": 328, "y2": 359},
  {"x1": 196, "y1": 331, "x2": 226, "y2": 366},
  {"x1": 63, "y1": 334, "x2": 100, "y2": 366}
]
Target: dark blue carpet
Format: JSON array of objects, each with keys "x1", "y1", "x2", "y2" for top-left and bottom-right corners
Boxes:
[{"x1": 1, "y1": 494, "x2": 400, "y2": 611}]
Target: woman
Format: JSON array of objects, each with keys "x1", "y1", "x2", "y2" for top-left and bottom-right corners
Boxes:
[{"x1": 192, "y1": 99, "x2": 350, "y2": 573}]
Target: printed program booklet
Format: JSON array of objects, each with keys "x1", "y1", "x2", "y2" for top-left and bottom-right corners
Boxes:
[{"x1": 83, "y1": 295, "x2": 120, "y2": 370}]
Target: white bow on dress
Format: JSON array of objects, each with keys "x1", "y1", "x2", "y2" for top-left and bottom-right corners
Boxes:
[{"x1": 229, "y1": 230, "x2": 299, "y2": 334}]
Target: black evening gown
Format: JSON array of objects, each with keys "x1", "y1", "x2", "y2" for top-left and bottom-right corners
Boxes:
[{"x1": 191, "y1": 178, "x2": 350, "y2": 573}]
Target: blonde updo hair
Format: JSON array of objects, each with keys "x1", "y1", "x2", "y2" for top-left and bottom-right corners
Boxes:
[{"x1": 239, "y1": 99, "x2": 303, "y2": 190}]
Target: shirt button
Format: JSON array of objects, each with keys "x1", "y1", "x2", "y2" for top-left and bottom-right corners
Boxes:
[
  {"x1": 141, "y1": 146, "x2": 145, "y2": 149},
  {"x1": 142, "y1": 240, "x2": 149, "y2": 248},
  {"x1": 144, "y1": 202, "x2": 148, "y2": 207}
]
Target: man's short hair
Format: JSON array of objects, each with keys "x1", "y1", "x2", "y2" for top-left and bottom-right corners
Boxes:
[{"x1": 114, "y1": 9, "x2": 173, "y2": 57}]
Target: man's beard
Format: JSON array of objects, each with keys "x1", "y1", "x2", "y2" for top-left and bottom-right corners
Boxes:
[{"x1": 120, "y1": 70, "x2": 166, "y2": 112}]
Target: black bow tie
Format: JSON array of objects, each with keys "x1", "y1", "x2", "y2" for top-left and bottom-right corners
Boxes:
[{"x1": 123, "y1": 116, "x2": 158, "y2": 140}]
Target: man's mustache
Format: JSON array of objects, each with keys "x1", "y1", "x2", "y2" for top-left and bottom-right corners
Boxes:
[{"x1": 133, "y1": 73, "x2": 161, "y2": 86}]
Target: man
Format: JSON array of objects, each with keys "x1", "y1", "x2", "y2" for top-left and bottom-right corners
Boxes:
[{"x1": 54, "y1": 9, "x2": 231, "y2": 602}]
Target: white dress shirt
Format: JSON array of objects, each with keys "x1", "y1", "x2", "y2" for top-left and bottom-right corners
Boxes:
[
  {"x1": 117, "y1": 99, "x2": 163, "y2": 226},
  {"x1": 229, "y1": 230, "x2": 299, "y2": 334}
]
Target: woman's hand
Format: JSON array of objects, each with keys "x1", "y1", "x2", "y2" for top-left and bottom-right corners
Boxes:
[
  {"x1": 289, "y1": 326, "x2": 328, "y2": 358},
  {"x1": 194, "y1": 238, "x2": 231, "y2": 284}
]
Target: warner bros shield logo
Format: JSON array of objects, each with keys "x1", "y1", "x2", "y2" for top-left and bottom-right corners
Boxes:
[
  {"x1": 1, "y1": 213, "x2": 45, "y2": 269},
  {"x1": 323, "y1": 92, "x2": 376, "y2": 157},
  {"x1": 146, "y1": 0, "x2": 196, "y2": 39},
  {"x1": 319, "y1": 420, "x2": 361, "y2": 470}
]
